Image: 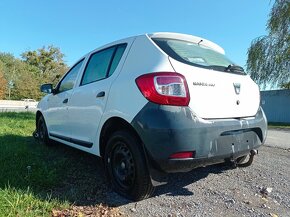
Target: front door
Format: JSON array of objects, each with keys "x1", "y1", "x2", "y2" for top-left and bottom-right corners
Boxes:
[{"x1": 45, "y1": 59, "x2": 85, "y2": 139}]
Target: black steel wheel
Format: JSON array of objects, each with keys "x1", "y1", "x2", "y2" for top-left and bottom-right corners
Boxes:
[
  {"x1": 37, "y1": 115, "x2": 51, "y2": 146},
  {"x1": 111, "y1": 142, "x2": 136, "y2": 190},
  {"x1": 104, "y1": 130, "x2": 154, "y2": 201}
]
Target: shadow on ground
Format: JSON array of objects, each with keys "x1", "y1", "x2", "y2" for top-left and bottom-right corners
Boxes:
[{"x1": 0, "y1": 134, "x2": 235, "y2": 207}]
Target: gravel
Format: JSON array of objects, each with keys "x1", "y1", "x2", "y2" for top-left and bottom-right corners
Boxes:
[
  {"x1": 104, "y1": 145, "x2": 290, "y2": 217},
  {"x1": 50, "y1": 129, "x2": 290, "y2": 216}
]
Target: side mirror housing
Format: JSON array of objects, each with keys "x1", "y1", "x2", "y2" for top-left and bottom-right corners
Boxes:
[{"x1": 40, "y1": 83, "x2": 54, "y2": 94}]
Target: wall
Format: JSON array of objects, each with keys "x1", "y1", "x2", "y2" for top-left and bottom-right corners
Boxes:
[
  {"x1": 0, "y1": 100, "x2": 38, "y2": 112},
  {"x1": 261, "y1": 90, "x2": 290, "y2": 124}
]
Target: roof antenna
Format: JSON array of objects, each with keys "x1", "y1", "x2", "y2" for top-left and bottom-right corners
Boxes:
[{"x1": 198, "y1": 39, "x2": 203, "y2": 45}]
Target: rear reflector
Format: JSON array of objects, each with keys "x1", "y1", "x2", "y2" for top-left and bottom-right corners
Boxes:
[
  {"x1": 135, "y1": 72, "x2": 190, "y2": 106},
  {"x1": 169, "y1": 151, "x2": 195, "y2": 159}
]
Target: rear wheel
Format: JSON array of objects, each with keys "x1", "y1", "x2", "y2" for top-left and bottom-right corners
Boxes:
[
  {"x1": 104, "y1": 130, "x2": 154, "y2": 201},
  {"x1": 37, "y1": 115, "x2": 51, "y2": 146}
]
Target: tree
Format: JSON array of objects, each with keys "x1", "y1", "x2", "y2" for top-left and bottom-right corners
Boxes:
[
  {"x1": 0, "y1": 46, "x2": 68, "y2": 100},
  {"x1": 0, "y1": 65, "x2": 7, "y2": 99},
  {"x1": 0, "y1": 52, "x2": 45, "y2": 100},
  {"x1": 281, "y1": 82, "x2": 290, "y2": 89},
  {"x1": 247, "y1": 0, "x2": 289, "y2": 88},
  {"x1": 21, "y1": 45, "x2": 67, "y2": 75},
  {"x1": 11, "y1": 68, "x2": 43, "y2": 100}
]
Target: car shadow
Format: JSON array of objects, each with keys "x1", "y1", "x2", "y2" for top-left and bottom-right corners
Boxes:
[
  {"x1": 0, "y1": 134, "x2": 235, "y2": 207},
  {"x1": 154, "y1": 163, "x2": 232, "y2": 197}
]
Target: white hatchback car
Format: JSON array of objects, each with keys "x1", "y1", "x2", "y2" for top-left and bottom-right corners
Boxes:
[{"x1": 36, "y1": 32, "x2": 267, "y2": 201}]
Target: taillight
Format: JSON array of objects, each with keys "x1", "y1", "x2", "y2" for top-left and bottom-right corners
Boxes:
[{"x1": 135, "y1": 72, "x2": 190, "y2": 106}]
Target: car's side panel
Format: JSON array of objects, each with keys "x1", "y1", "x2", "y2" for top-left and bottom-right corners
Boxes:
[
  {"x1": 44, "y1": 90, "x2": 71, "y2": 137},
  {"x1": 67, "y1": 76, "x2": 115, "y2": 146},
  {"x1": 43, "y1": 37, "x2": 138, "y2": 155},
  {"x1": 94, "y1": 35, "x2": 175, "y2": 155},
  {"x1": 42, "y1": 59, "x2": 87, "y2": 139}
]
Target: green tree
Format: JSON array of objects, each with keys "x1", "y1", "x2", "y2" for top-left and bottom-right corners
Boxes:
[
  {"x1": 21, "y1": 45, "x2": 67, "y2": 75},
  {"x1": 247, "y1": 0, "x2": 289, "y2": 88},
  {"x1": 11, "y1": 68, "x2": 43, "y2": 100},
  {"x1": 281, "y1": 82, "x2": 290, "y2": 89},
  {"x1": 0, "y1": 52, "x2": 43, "y2": 100},
  {"x1": 0, "y1": 46, "x2": 68, "y2": 100},
  {"x1": 0, "y1": 65, "x2": 7, "y2": 99}
]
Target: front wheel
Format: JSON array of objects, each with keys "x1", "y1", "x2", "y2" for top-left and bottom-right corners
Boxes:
[
  {"x1": 37, "y1": 115, "x2": 51, "y2": 146},
  {"x1": 104, "y1": 130, "x2": 154, "y2": 201}
]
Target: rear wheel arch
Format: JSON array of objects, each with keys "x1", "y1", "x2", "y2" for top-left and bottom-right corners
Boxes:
[
  {"x1": 99, "y1": 117, "x2": 143, "y2": 158},
  {"x1": 100, "y1": 117, "x2": 155, "y2": 200}
]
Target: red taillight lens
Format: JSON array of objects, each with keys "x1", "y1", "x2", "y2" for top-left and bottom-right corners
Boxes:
[
  {"x1": 135, "y1": 72, "x2": 190, "y2": 106},
  {"x1": 169, "y1": 152, "x2": 194, "y2": 159}
]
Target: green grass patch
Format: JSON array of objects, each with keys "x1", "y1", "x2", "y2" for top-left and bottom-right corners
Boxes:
[
  {"x1": 0, "y1": 186, "x2": 68, "y2": 217},
  {"x1": 268, "y1": 122, "x2": 290, "y2": 129},
  {"x1": 0, "y1": 112, "x2": 110, "y2": 216}
]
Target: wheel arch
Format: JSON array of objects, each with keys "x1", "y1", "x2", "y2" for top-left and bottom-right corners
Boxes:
[
  {"x1": 35, "y1": 110, "x2": 43, "y2": 128},
  {"x1": 99, "y1": 117, "x2": 142, "y2": 158}
]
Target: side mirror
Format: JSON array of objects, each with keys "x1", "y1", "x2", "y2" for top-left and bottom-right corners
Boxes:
[{"x1": 40, "y1": 83, "x2": 54, "y2": 94}]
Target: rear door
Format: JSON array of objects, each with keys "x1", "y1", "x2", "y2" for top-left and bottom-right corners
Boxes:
[{"x1": 67, "y1": 44, "x2": 127, "y2": 147}]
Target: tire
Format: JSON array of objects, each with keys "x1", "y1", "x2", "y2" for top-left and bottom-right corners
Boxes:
[
  {"x1": 104, "y1": 130, "x2": 154, "y2": 201},
  {"x1": 37, "y1": 115, "x2": 51, "y2": 146}
]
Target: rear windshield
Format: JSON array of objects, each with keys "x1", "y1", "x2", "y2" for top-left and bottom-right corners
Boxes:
[{"x1": 153, "y1": 38, "x2": 245, "y2": 75}]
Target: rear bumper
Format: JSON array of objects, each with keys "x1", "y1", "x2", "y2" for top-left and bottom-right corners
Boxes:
[{"x1": 131, "y1": 103, "x2": 267, "y2": 173}]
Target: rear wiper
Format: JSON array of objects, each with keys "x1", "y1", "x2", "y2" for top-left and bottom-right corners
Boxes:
[
  {"x1": 225, "y1": 64, "x2": 245, "y2": 73},
  {"x1": 206, "y1": 65, "x2": 246, "y2": 74}
]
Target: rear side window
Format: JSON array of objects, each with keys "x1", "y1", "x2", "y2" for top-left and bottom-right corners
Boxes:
[
  {"x1": 81, "y1": 44, "x2": 127, "y2": 85},
  {"x1": 81, "y1": 47, "x2": 115, "y2": 85},
  {"x1": 153, "y1": 38, "x2": 245, "y2": 74},
  {"x1": 108, "y1": 44, "x2": 127, "y2": 76}
]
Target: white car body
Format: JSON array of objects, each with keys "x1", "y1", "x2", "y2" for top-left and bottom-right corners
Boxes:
[{"x1": 36, "y1": 32, "x2": 267, "y2": 200}]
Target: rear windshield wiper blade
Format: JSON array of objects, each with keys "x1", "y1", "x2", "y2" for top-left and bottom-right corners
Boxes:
[{"x1": 225, "y1": 64, "x2": 245, "y2": 73}]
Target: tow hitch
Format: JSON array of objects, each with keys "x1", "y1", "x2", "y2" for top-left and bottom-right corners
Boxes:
[
  {"x1": 227, "y1": 149, "x2": 258, "y2": 168},
  {"x1": 237, "y1": 149, "x2": 258, "y2": 167}
]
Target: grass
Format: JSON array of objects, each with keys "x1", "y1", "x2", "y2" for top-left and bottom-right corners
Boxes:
[
  {"x1": 268, "y1": 122, "x2": 290, "y2": 129},
  {"x1": 0, "y1": 112, "x2": 119, "y2": 216},
  {"x1": 0, "y1": 186, "x2": 64, "y2": 217}
]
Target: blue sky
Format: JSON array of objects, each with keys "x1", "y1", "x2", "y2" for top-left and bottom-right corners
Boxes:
[{"x1": 0, "y1": 0, "x2": 272, "y2": 68}]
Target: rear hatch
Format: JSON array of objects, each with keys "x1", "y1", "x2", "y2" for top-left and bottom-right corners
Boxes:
[{"x1": 151, "y1": 35, "x2": 260, "y2": 119}]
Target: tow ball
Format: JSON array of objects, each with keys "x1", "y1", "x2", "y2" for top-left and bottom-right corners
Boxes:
[{"x1": 229, "y1": 149, "x2": 258, "y2": 168}]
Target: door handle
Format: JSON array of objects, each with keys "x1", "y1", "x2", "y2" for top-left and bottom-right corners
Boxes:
[
  {"x1": 63, "y1": 98, "x2": 68, "y2": 104},
  {"x1": 96, "y1": 91, "x2": 105, "y2": 98}
]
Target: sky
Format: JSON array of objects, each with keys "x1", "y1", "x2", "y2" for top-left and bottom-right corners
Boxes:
[{"x1": 0, "y1": 0, "x2": 273, "y2": 68}]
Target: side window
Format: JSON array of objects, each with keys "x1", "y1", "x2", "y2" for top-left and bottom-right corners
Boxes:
[
  {"x1": 58, "y1": 59, "x2": 84, "y2": 93},
  {"x1": 108, "y1": 44, "x2": 127, "y2": 76},
  {"x1": 81, "y1": 47, "x2": 115, "y2": 85}
]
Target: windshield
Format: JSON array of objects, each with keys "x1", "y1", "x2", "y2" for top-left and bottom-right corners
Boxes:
[{"x1": 153, "y1": 38, "x2": 245, "y2": 74}]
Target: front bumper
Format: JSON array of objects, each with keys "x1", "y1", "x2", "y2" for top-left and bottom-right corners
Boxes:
[{"x1": 131, "y1": 103, "x2": 267, "y2": 173}]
